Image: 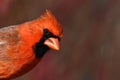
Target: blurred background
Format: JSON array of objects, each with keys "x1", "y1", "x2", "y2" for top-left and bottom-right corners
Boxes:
[{"x1": 0, "y1": 0, "x2": 120, "y2": 80}]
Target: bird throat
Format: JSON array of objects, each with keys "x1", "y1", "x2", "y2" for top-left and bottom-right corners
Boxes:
[{"x1": 33, "y1": 29, "x2": 60, "y2": 58}]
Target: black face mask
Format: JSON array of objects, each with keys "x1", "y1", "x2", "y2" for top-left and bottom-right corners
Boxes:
[{"x1": 33, "y1": 29, "x2": 60, "y2": 58}]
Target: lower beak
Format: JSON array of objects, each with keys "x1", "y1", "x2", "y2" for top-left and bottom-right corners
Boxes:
[{"x1": 44, "y1": 38, "x2": 60, "y2": 50}]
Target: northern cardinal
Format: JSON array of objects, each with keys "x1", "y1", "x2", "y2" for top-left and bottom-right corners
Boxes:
[{"x1": 0, "y1": 10, "x2": 63, "y2": 80}]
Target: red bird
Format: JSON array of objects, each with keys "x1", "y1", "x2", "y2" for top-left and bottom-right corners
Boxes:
[{"x1": 0, "y1": 10, "x2": 63, "y2": 79}]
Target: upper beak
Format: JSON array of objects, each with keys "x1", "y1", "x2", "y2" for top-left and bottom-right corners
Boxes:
[{"x1": 44, "y1": 38, "x2": 60, "y2": 50}]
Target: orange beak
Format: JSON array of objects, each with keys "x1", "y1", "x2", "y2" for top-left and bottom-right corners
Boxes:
[{"x1": 44, "y1": 38, "x2": 60, "y2": 50}]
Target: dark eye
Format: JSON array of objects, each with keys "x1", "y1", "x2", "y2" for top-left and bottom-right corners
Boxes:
[
  {"x1": 43, "y1": 28, "x2": 60, "y2": 41},
  {"x1": 43, "y1": 28, "x2": 53, "y2": 38},
  {"x1": 44, "y1": 29, "x2": 49, "y2": 34}
]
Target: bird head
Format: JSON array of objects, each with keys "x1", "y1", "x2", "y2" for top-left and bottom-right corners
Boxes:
[
  {"x1": 39, "y1": 10, "x2": 63, "y2": 50},
  {"x1": 33, "y1": 10, "x2": 63, "y2": 58}
]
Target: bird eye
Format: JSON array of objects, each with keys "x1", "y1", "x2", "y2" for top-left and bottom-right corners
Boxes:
[
  {"x1": 43, "y1": 28, "x2": 60, "y2": 41},
  {"x1": 44, "y1": 28, "x2": 49, "y2": 34},
  {"x1": 43, "y1": 28, "x2": 53, "y2": 38}
]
